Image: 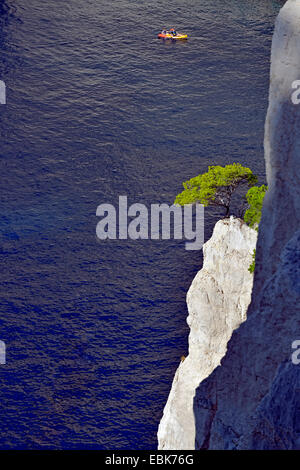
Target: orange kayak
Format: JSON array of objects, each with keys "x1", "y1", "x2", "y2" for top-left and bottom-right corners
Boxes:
[{"x1": 158, "y1": 32, "x2": 188, "y2": 40}]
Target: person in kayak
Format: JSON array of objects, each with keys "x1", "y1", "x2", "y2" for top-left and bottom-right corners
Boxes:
[{"x1": 169, "y1": 28, "x2": 177, "y2": 36}]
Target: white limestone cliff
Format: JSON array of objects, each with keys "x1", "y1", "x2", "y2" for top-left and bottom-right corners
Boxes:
[
  {"x1": 157, "y1": 217, "x2": 257, "y2": 450},
  {"x1": 192, "y1": 0, "x2": 300, "y2": 449}
]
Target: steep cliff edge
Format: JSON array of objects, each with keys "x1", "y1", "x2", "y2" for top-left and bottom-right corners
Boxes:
[
  {"x1": 157, "y1": 217, "x2": 257, "y2": 449},
  {"x1": 158, "y1": 0, "x2": 300, "y2": 450},
  {"x1": 193, "y1": 0, "x2": 300, "y2": 449}
]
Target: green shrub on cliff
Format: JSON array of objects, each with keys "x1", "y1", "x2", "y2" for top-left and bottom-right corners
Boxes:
[
  {"x1": 174, "y1": 163, "x2": 257, "y2": 216},
  {"x1": 174, "y1": 165, "x2": 268, "y2": 275},
  {"x1": 248, "y1": 249, "x2": 256, "y2": 274},
  {"x1": 244, "y1": 184, "x2": 268, "y2": 229},
  {"x1": 244, "y1": 185, "x2": 268, "y2": 274}
]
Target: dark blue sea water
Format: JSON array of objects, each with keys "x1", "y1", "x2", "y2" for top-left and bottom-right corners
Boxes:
[{"x1": 0, "y1": 0, "x2": 283, "y2": 449}]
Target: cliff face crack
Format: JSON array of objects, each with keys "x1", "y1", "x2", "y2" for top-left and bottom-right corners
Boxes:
[{"x1": 200, "y1": 399, "x2": 218, "y2": 450}]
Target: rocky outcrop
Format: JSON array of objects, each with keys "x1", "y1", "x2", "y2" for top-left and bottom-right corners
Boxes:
[
  {"x1": 193, "y1": 0, "x2": 300, "y2": 449},
  {"x1": 157, "y1": 217, "x2": 257, "y2": 449}
]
